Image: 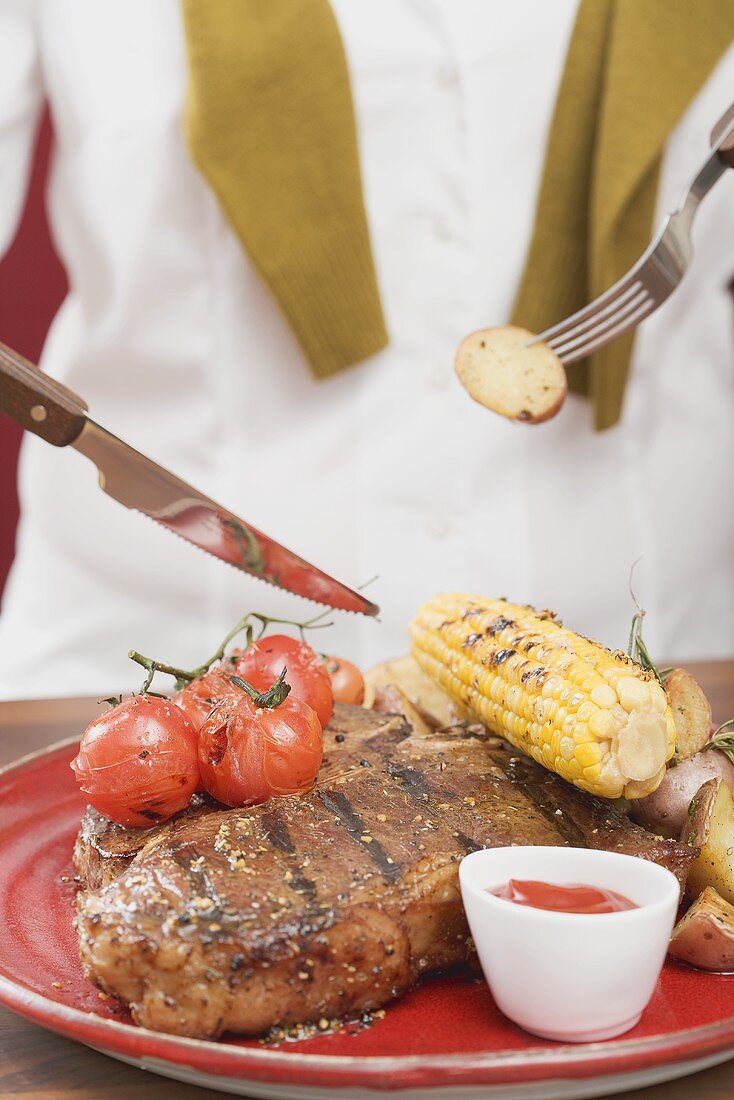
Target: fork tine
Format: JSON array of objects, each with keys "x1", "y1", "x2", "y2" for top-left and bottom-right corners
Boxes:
[
  {"x1": 551, "y1": 286, "x2": 652, "y2": 359},
  {"x1": 545, "y1": 281, "x2": 644, "y2": 352},
  {"x1": 558, "y1": 297, "x2": 656, "y2": 365},
  {"x1": 516, "y1": 120, "x2": 725, "y2": 368},
  {"x1": 532, "y1": 267, "x2": 643, "y2": 347}
]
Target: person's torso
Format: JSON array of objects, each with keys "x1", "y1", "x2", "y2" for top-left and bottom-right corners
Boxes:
[{"x1": 2, "y1": 0, "x2": 733, "y2": 698}]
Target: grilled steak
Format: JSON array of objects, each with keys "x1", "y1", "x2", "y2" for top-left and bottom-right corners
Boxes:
[{"x1": 75, "y1": 704, "x2": 695, "y2": 1039}]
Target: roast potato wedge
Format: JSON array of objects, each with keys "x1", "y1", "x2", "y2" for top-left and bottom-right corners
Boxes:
[
  {"x1": 632, "y1": 749, "x2": 734, "y2": 838},
  {"x1": 681, "y1": 777, "x2": 734, "y2": 905},
  {"x1": 364, "y1": 655, "x2": 471, "y2": 728},
  {"x1": 664, "y1": 668, "x2": 712, "y2": 760},
  {"x1": 455, "y1": 325, "x2": 567, "y2": 424},
  {"x1": 668, "y1": 887, "x2": 734, "y2": 973}
]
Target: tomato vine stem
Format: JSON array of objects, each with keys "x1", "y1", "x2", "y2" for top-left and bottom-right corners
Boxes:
[
  {"x1": 229, "y1": 669, "x2": 291, "y2": 709},
  {"x1": 128, "y1": 608, "x2": 334, "y2": 694}
]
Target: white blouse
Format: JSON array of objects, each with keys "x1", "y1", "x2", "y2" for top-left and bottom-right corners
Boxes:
[{"x1": 1, "y1": 0, "x2": 733, "y2": 699}]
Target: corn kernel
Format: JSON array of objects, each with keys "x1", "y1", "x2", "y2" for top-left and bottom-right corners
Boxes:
[
  {"x1": 575, "y1": 742, "x2": 603, "y2": 768},
  {"x1": 589, "y1": 709, "x2": 614, "y2": 737},
  {"x1": 571, "y1": 721, "x2": 593, "y2": 744},
  {"x1": 576, "y1": 700, "x2": 596, "y2": 722},
  {"x1": 591, "y1": 683, "x2": 617, "y2": 708},
  {"x1": 618, "y1": 676, "x2": 650, "y2": 712},
  {"x1": 542, "y1": 676, "x2": 562, "y2": 699},
  {"x1": 581, "y1": 674, "x2": 604, "y2": 693},
  {"x1": 560, "y1": 735, "x2": 575, "y2": 761}
]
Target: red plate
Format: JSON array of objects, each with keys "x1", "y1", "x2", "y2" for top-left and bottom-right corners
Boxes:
[{"x1": 1, "y1": 738, "x2": 733, "y2": 1100}]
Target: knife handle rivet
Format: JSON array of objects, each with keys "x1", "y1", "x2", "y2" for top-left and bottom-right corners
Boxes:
[{"x1": 30, "y1": 404, "x2": 47, "y2": 423}]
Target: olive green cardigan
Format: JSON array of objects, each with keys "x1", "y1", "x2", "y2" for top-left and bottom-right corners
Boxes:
[
  {"x1": 512, "y1": 0, "x2": 734, "y2": 429},
  {"x1": 181, "y1": 0, "x2": 734, "y2": 428}
]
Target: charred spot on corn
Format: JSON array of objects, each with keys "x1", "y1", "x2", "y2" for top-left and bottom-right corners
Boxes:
[
  {"x1": 488, "y1": 616, "x2": 515, "y2": 635},
  {"x1": 491, "y1": 648, "x2": 517, "y2": 666}
]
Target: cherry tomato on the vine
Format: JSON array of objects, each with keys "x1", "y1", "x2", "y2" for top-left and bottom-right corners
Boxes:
[
  {"x1": 198, "y1": 685, "x2": 323, "y2": 808},
  {"x1": 325, "y1": 655, "x2": 365, "y2": 705},
  {"x1": 175, "y1": 668, "x2": 239, "y2": 731},
  {"x1": 231, "y1": 635, "x2": 333, "y2": 727},
  {"x1": 71, "y1": 695, "x2": 200, "y2": 828}
]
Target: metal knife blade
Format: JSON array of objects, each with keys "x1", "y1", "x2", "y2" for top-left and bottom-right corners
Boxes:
[
  {"x1": 0, "y1": 339, "x2": 376, "y2": 614},
  {"x1": 73, "y1": 420, "x2": 378, "y2": 616}
]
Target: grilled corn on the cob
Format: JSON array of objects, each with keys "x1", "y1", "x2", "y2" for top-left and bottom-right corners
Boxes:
[{"x1": 410, "y1": 594, "x2": 676, "y2": 800}]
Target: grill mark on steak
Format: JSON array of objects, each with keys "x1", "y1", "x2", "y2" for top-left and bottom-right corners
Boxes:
[
  {"x1": 317, "y1": 789, "x2": 401, "y2": 882},
  {"x1": 362, "y1": 723, "x2": 412, "y2": 755},
  {"x1": 386, "y1": 756, "x2": 480, "y2": 854},
  {"x1": 169, "y1": 844, "x2": 229, "y2": 917},
  {"x1": 454, "y1": 832, "x2": 482, "y2": 854},
  {"x1": 260, "y1": 809, "x2": 318, "y2": 903},
  {"x1": 386, "y1": 760, "x2": 431, "y2": 795},
  {"x1": 260, "y1": 809, "x2": 295, "y2": 853}
]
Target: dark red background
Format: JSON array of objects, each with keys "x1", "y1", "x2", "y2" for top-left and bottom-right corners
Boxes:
[{"x1": 0, "y1": 111, "x2": 67, "y2": 600}]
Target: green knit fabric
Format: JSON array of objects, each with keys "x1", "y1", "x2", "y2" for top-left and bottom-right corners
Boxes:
[
  {"x1": 181, "y1": 0, "x2": 388, "y2": 379},
  {"x1": 512, "y1": 0, "x2": 734, "y2": 429}
]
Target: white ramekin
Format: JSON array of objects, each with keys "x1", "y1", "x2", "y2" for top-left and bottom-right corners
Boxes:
[{"x1": 459, "y1": 846, "x2": 680, "y2": 1042}]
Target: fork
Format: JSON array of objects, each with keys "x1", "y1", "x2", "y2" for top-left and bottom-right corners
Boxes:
[{"x1": 528, "y1": 100, "x2": 734, "y2": 365}]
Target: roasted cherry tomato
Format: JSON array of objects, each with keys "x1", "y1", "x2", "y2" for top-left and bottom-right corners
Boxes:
[
  {"x1": 325, "y1": 655, "x2": 365, "y2": 705},
  {"x1": 176, "y1": 669, "x2": 239, "y2": 731},
  {"x1": 198, "y1": 683, "x2": 323, "y2": 808},
  {"x1": 231, "y1": 635, "x2": 333, "y2": 727},
  {"x1": 71, "y1": 695, "x2": 200, "y2": 828}
]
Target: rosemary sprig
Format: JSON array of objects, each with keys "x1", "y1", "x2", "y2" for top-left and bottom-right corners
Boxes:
[
  {"x1": 704, "y1": 718, "x2": 734, "y2": 765},
  {"x1": 626, "y1": 572, "x2": 663, "y2": 685}
]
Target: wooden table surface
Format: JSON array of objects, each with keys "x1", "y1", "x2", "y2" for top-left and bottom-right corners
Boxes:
[{"x1": 1, "y1": 662, "x2": 733, "y2": 1100}]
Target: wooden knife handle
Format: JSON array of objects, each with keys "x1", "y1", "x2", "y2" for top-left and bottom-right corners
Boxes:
[
  {"x1": 0, "y1": 340, "x2": 88, "y2": 446},
  {"x1": 711, "y1": 100, "x2": 734, "y2": 169}
]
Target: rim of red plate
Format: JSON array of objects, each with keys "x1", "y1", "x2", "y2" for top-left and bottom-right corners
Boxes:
[{"x1": 1, "y1": 737, "x2": 733, "y2": 1090}]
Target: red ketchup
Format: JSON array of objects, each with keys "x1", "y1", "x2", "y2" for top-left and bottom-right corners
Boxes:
[{"x1": 488, "y1": 879, "x2": 637, "y2": 915}]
